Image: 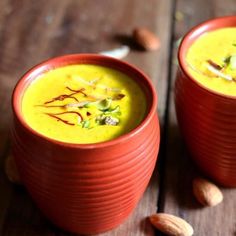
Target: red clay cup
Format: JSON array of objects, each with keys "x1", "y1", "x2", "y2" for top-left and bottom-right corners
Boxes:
[
  {"x1": 175, "y1": 16, "x2": 236, "y2": 187},
  {"x1": 11, "y1": 54, "x2": 160, "y2": 234}
]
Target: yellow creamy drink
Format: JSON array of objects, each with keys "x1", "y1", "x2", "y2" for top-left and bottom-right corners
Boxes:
[
  {"x1": 186, "y1": 27, "x2": 236, "y2": 96},
  {"x1": 22, "y1": 64, "x2": 146, "y2": 144}
]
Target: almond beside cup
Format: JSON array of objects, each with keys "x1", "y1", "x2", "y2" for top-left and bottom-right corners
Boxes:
[
  {"x1": 192, "y1": 177, "x2": 223, "y2": 207},
  {"x1": 149, "y1": 213, "x2": 194, "y2": 236},
  {"x1": 133, "y1": 27, "x2": 160, "y2": 51}
]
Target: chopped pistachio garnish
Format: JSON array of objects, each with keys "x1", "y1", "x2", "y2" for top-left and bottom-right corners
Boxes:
[
  {"x1": 85, "y1": 98, "x2": 112, "y2": 111},
  {"x1": 81, "y1": 120, "x2": 90, "y2": 128},
  {"x1": 95, "y1": 115, "x2": 104, "y2": 125},
  {"x1": 97, "y1": 98, "x2": 112, "y2": 111},
  {"x1": 104, "y1": 105, "x2": 121, "y2": 115},
  {"x1": 229, "y1": 55, "x2": 236, "y2": 70},
  {"x1": 223, "y1": 55, "x2": 236, "y2": 70},
  {"x1": 224, "y1": 55, "x2": 231, "y2": 65}
]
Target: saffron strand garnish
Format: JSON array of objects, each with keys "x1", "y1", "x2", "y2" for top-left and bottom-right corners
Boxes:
[
  {"x1": 48, "y1": 111, "x2": 83, "y2": 122},
  {"x1": 44, "y1": 94, "x2": 79, "y2": 104},
  {"x1": 66, "y1": 86, "x2": 87, "y2": 97},
  {"x1": 45, "y1": 113, "x2": 75, "y2": 126},
  {"x1": 35, "y1": 104, "x2": 68, "y2": 108},
  {"x1": 44, "y1": 88, "x2": 86, "y2": 104},
  {"x1": 45, "y1": 111, "x2": 83, "y2": 125}
]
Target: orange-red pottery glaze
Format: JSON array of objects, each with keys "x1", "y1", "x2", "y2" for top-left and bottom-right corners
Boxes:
[
  {"x1": 175, "y1": 16, "x2": 236, "y2": 187},
  {"x1": 11, "y1": 54, "x2": 160, "y2": 234}
]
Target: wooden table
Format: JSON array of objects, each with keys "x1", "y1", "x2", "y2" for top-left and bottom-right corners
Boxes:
[{"x1": 0, "y1": 0, "x2": 235, "y2": 235}]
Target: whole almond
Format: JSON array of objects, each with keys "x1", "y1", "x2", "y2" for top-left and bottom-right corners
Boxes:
[
  {"x1": 133, "y1": 27, "x2": 160, "y2": 51},
  {"x1": 193, "y1": 177, "x2": 223, "y2": 207},
  {"x1": 5, "y1": 154, "x2": 21, "y2": 184},
  {"x1": 149, "y1": 213, "x2": 194, "y2": 236}
]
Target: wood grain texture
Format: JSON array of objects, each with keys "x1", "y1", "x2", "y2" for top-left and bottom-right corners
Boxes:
[
  {"x1": 0, "y1": 0, "x2": 173, "y2": 235},
  {"x1": 3, "y1": 0, "x2": 236, "y2": 235},
  {"x1": 159, "y1": 0, "x2": 236, "y2": 236}
]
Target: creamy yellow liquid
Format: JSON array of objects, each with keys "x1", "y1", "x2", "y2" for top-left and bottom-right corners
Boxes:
[
  {"x1": 22, "y1": 64, "x2": 147, "y2": 144},
  {"x1": 186, "y1": 27, "x2": 236, "y2": 96}
]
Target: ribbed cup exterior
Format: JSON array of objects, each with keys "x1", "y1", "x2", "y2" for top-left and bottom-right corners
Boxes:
[
  {"x1": 11, "y1": 54, "x2": 160, "y2": 234},
  {"x1": 175, "y1": 69, "x2": 236, "y2": 186},
  {"x1": 175, "y1": 16, "x2": 236, "y2": 187}
]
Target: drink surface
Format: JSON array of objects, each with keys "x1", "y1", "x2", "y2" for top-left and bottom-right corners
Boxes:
[
  {"x1": 186, "y1": 27, "x2": 236, "y2": 96},
  {"x1": 22, "y1": 64, "x2": 147, "y2": 144}
]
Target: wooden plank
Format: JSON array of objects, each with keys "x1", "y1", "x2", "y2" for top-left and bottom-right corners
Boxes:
[
  {"x1": 0, "y1": 0, "x2": 174, "y2": 235},
  {"x1": 159, "y1": 0, "x2": 236, "y2": 235}
]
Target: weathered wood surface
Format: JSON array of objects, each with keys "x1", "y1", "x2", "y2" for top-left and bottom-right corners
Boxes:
[
  {"x1": 0, "y1": 0, "x2": 173, "y2": 235},
  {"x1": 0, "y1": 0, "x2": 235, "y2": 235},
  {"x1": 159, "y1": 0, "x2": 236, "y2": 236}
]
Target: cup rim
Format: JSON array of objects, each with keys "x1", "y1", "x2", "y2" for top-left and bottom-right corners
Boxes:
[
  {"x1": 12, "y1": 54, "x2": 158, "y2": 149},
  {"x1": 178, "y1": 15, "x2": 236, "y2": 100}
]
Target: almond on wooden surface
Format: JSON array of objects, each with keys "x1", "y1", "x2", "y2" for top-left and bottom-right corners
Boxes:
[
  {"x1": 149, "y1": 213, "x2": 194, "y2": 236},
  {"x1": 192, "y1": 177, "x2": 223, "y2": 207},
  {"x1": 5, "y1": 154, "x2": 22, "y2": 184},
  {"x1": 133, "y1": 27, "x2": 160, "y2": 51}
]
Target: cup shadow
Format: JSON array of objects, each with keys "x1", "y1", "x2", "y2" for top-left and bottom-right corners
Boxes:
[
  {"x1": 158, "y1": 123, "x2": 207, "y2": 211},
  {"x1": 113, "y1": 34, "x2": 145, "y2": 51},
  {"x1": 1, "y1": 184, "x2": 81, "y2": 236}
]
